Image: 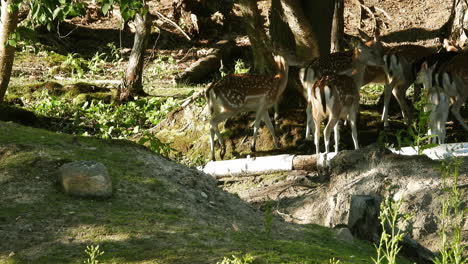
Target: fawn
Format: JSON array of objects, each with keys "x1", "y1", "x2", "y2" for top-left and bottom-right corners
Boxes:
[
  {"x1": 416, "y1": 51, "x2": 468, "y2": 143},
  {"x1": 299, "y1": 32, "x2": 385, "y2": 141},
  {"x1": 205, "y1": 54, "x2": 289, "y2": 160},
  {"x1": 308, "y1": 41, "x2": 384, "y2": 154}
]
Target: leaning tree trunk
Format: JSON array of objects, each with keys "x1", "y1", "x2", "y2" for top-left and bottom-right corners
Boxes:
[
  {"x1": 119, "y1": 11, "x2": 150, "y2": 102},
  {"x1": 270, "y1": 0, "x2": 335, "y2": 62},
  {"x1": 236, "y1": 0, "x2": 275, "y2": 74},
  {"x1": 0, "y1": 0, "x2": 19, "y2": 102},
  {"x1": 330, "y1": 0, "x2": 344, "y2": 52},
  {"x1": 452, "y1": 0, "x2": 468, "y2": 41}
]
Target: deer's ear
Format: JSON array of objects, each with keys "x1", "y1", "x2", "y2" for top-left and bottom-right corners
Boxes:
[
  {"x1": 373, "y1": 25, "x2": 381, "y2": 42},
  {"x1": 421, "y1": 61, "x2": 428, "y2": 70},
  {"x1": 358, "y1": 28, "x2": 372, "y2": 41}
]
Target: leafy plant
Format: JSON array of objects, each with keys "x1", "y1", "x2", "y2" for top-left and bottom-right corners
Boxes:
[
  {"x1": 329, "y1": 257, "x2": 341, "y2": 264},
  {"x1": 395, "y1": 96, "x2": 437, "y2": 154},
  {"x1": 217, "y1": 254, "x2": 254, "y2": 264},
  {"x1": 372, "y1": 194, "x2": 412, "y2": 264},
  {"x1": 138, "y1": 131, "x2": 174, "y2": 158},
  {"x1": 24, "y1": 93, "x2": 179, "y2": 156},
  {"x1": 234, "y1": 59, "x2": 250, "y2": 74},
  {"x1": 84, "y1": 245, "x2": 104, "y2": 264},
  {"x1": 434, "y1": 157, "x2": 466, "y2": 264},
  {"x1": 264, "y1": 201, "x2": 273, "y2": 238},
  {"x1": 61, "y1": 53, "x2": 88, "y2": 78}
]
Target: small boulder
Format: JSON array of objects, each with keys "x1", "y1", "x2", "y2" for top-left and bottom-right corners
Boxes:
[
  {"x1": 58, "y1": 161, "x2": 112, "y2": 198},
  {"x1": 335, "y1": 227, "x2": 354, "y2": 243}
]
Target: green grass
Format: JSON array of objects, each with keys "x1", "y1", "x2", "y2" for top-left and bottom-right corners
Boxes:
[{"x1": 0, "y1": 121, "x2": 413, "y2": 264}]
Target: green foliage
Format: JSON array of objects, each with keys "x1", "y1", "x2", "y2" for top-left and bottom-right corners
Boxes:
[
  {"x1": 23, "y1": 93, "x2": 179, "y2": 156},
  {"x1": 138, "y1": 131, "x2": 174, "y2": 158},
  {"x1": 329, "y1": 258, "x2": 341, "y2": 264},
  {"x1": 372, "y1": 194, "x2": 412, "y2": 264},
  {"x1": 61, "y1": 53, "x2": 88, "y2": 78},
  {"x1": 395, "y1": 96, "x2": 437, "y2": 154},
  {"x1": 98, "y1": 0, "x2": 145, "y2": 21},
  {"x1": 234, "y1": 59, "x2": 250, "y2": 74},
  {"x1": 217, "y1": 254, "x2": 255, "y2": 264},
  {"x1": 264, "y1": 201, "x2": 273, "y2": 238},
  {"x1": 28, "y1": 0, "x2": 86, "y2": 31},
  {"x1": 147, "y1": 55, "x2": 179, "y2": 79},
  {"x1": 106, "y1": 42, "x2": 123, "y2": 63},
  {"x1": 84, "y1": 245, "x2": 104, "y2": 264},
  {"x1": 434, "y1": 157, "x2": 466, "y2": 264}
]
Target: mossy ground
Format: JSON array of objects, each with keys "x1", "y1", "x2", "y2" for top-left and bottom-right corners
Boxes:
[{"x1": 0, "y1": 121, "x2": 413, "y2": 264}]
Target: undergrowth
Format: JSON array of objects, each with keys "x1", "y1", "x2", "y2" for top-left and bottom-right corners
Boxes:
[{"x1": 22, "y1": 92, "x2": 179, "y2": 157}]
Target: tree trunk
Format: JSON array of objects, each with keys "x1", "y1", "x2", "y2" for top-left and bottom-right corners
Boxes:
[
  {"x1": 452, "y1": 0, "x2": 468, "y2": 41},
  {"x1": 270, "y1": 0, "x2": 335, "y2": 62},
  {"x1": 330, "y1": 0, "x2": 344, "y2": 52},
  {"x1": 119, "y1": 10, "x2": 150, "y2": 102},
  {"x1": 0, "y1": 0, "x2": 19, "y2": 102},
  {"x1": 236, "y1": 0, "x2": 275, "y2": 74},
  {"x1": 440, "y1": 0, "x2": 467, "y2": 42}
]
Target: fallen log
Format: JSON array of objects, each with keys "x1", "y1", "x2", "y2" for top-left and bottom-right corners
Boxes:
[
  {"x1": 201, "y1": 153, "x2": 336, "y2": 178},
  {"x1": 175, "y1": 39, "x2": 236, "y2": 84}
]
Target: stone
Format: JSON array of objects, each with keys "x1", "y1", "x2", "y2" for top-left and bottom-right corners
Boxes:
[
  {"x1": 335, "y1": 227, "x2": 354, "y2": 243},
  {"x1": 58, "y1": 161, "x2": 112, "y2": 198}
]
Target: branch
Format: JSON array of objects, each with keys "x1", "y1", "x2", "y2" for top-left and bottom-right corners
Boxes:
[{"x1": 154, "y1": 10, "x2": 191, "y2": 41}]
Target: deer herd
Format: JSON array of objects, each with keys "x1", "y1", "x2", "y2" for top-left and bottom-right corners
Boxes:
[{"x1": 206, "y1": 29, "x2": 468, "y2": 161}]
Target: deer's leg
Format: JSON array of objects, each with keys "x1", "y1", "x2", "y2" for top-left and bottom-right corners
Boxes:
[
  {"x1": 333, "y1": 120, "x2": 341, "y2": 153},
  {"x1": 209, "y1": 126, "x2": 216, "y2": 161},
  {"x1": 349, "y1": 110, "x2": 359, "y2": 150},
  {"x1": 381, "y1": 80, "x2": 395, "y2": 127},
  {"x1": 210, "y1": 113, "x2": 231, "y2": 160},
  {"x1": 251, "y1": 106, "x2": 267, "y2": 152},
  {"x1": 305, "y1": 102, "x2": 314, "y2": 141},
  {"x1": 392, "y1": 82, "x2": 413, "y2": 125},
  {"x1": 262, "y1": 111, "x2": 279, "y2": 149},
  {"x1": 450, "y1": 97, "x2": 468, "y2": 131},
  {"x1": 324, "y1": 117, "x2": 338, "y2": 154},
  {"x1": 274, "y1": 101, "x2": 280, "y2": 123},
  {"x1": 314, "y1": 115, "x2": 322, "y2": 154}
]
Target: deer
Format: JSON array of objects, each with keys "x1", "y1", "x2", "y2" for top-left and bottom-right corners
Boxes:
[
  {"x1": 307, "y1": 40, "x2": 385, "y2": 154},
  {"x1": 379, "y1": 43, "x2": 438, "y2": 128},
  {"x1": 415, "y1": 52, "x2": 468, "y2": 143},
  {"x1": 299, "y1": 31, "x2": 386, "y2": 141},
  {"x1": 205, "y1": 53, "x2": 289, "y2": 161}
]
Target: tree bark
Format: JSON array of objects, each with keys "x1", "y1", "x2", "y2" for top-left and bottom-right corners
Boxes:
[
  {"x1": 452, "y1": 0, "x2": 468, "y2": 41},
  {"x1": 330, "y1": 0, "x2": 344, "y2": 52},
  {"x1": 119, "y1": 10, "x2": 151, "y2": 102},
  {"x1": 0, "y1": 0, "x2": 19, "y2": 102},
  {"x1": 236, "y1": 0, "x2": 275, "y2": 74},
  {"x1": 270, "y1": 0, "x2": 335, "y2": 62}
]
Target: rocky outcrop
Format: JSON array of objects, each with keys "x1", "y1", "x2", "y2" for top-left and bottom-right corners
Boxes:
[
  {"x1": 58, "y1": 161, "x2": 112, "y2": 198},
  {"x1": 277, "y1": 146, "x2": 468, "y2": 256}
]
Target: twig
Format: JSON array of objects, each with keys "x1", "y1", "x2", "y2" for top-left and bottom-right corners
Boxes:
[
  {"x1": 177, "y1": 47, "x2": 196, "y2": 63},
  {"x1": 360, "y1": 3, "x2": 376, "y2": 26},
  {"x1": 57, "y1": 21, "x2": 79, "y2": 39},
  {"x1": 373, "y1": 6, "x2": 392, "y2": 21},
  {"x1": 154, "y1": 10, "x2": 191, "y2": 41}
]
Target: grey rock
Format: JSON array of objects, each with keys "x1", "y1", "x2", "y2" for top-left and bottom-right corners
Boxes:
[
  {"x1": 58, "y1": 161, "x2": 112, "y2": 198},
  {"x1": 335, "y1": 227, "x2": 354, "y2": 243}
]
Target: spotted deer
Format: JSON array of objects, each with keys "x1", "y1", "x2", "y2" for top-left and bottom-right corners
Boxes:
[
  {"x1": 416, "y1": 52, "x2": 468, "y2": 143},
  {"x1": 307, "y1": 40, "x2": 386, "y2": 154},
  {"x1": 206, "y1": 54, "x2": 289, "y2": 160},
  {"x1": 299, "y1": 33, "x2": 385, "y2": 141},
  {"x1": 310, "y1": 74, "x2": 359, "y2": 154},
  {"x1": 379, "y1": 43, "x2": 438, "y2": 127}
]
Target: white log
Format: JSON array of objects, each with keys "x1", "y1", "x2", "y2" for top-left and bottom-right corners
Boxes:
[
  {"x1": 389, "y1": 143, "x2": 468, "y2": 160},
  {"x1": 200, "y1": 153, "x2": 337, "y2": 178},
  {"x1": 202, "y1": 154, "x2": 294, "y2": 177}
]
